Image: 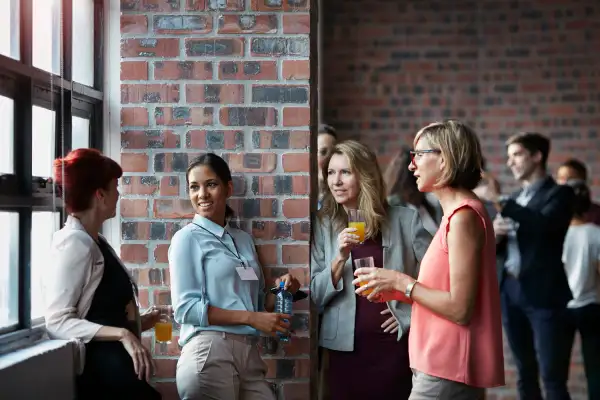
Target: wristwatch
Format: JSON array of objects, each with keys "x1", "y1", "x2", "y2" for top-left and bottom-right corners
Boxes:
[{"x1": 405, "y1": 280, "x2": 417, "y2": 299}]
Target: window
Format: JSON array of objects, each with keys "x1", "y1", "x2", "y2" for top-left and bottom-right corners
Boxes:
[{"x1": 0, "y1": 0, "x2": 104, "y2": 335}]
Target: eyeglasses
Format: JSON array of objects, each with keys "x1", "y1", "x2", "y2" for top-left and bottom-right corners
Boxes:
[{"x1": 409, "y1": 149, "x2": 441, "y2": 165}]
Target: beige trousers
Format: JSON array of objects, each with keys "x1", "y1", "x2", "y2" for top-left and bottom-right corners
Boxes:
[
  {"x1": 409, "y1": 370, "x2": 485, "y2": 400},
  {"x1": 176, "y1": 331, "x2": 276, "y2": 400}
]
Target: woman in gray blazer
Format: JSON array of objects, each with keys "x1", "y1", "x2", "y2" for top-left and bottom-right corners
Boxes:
[{"x1": 311, "y1": 140, "x2": 432, "y2": 400}]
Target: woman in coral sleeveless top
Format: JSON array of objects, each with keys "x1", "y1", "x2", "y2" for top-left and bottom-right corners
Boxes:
[{"x1": 354, "y1": 120, "x2": 505, "y2": 399}]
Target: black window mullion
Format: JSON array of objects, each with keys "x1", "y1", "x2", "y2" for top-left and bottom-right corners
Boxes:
[
  {"x1": 93, "y1": 0, "x2": 104, "y2": 92},
  {"x1": 62, "y1": 0, "x2": 72, "y2": 82},
  {"x1": 16, "y1": 0, "x2": 34, "y2": 330}
]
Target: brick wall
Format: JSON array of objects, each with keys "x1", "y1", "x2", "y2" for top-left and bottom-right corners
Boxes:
[
  {"x1": 322, "y1": 1, "x2": 599, "y2": 399},
  {"x1": 119, "y1": 1, "x2": 313, "y2": 399}
]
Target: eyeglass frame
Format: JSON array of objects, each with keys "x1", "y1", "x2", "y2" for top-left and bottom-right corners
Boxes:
[{"x1": 409, "y1": 149, "x2": 441, "y2": 166}]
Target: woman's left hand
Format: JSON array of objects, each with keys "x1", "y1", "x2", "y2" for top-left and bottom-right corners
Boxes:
[
  {"x1": 353, "y1": 267, "x2": 414, "y2": 302},
  {"x1": 140, "y1": 305, "x2": 169, "y2": 332},
  {"x1": 276, "y1": 273, "x2": 301, "y2": 294}
]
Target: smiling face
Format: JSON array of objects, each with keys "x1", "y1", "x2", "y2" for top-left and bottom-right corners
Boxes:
[
  {"x1": 506, "y1": 143, "x2": 540, "y2": 182},
  {"x1": 408, "y1": 136, "x2": 443, "y2": 192},
  {"x1": 327, "y1": 153, "x2": 360, "y2": 209},
  {"x1": 187, "y1": 165, "x2": 233, "y2": 226}
]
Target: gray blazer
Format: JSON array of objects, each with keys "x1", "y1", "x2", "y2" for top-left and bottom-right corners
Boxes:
[{"x1": 310, "y1": 206, "x2": 432, "y2": 352}]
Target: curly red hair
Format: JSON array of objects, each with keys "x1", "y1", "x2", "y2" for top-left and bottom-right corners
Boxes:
[{"x1": 53, "y1": 148, "x2": 123, "y2": 213}]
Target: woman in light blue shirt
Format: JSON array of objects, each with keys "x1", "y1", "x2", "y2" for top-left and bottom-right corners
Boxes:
[{"x1": 169, "y1": 153, "x2": 301, "y2": 400}]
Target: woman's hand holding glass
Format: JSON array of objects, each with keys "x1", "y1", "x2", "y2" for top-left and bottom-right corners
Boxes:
[
  {"x1": 337, "y1": 228, "x2": 361, "y2": 261},
  {"x1": 353, "y1": 267, "x2": 414, "y2": 304}
]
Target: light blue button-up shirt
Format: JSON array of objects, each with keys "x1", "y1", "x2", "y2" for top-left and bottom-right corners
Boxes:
[{"x1": 168, "y1": 215, "x2": 266, "y2": 346}]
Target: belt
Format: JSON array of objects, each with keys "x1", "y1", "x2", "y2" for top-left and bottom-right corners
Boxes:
[{"x1": 197, "y1": 330, "x2": 260, "y2": 345}]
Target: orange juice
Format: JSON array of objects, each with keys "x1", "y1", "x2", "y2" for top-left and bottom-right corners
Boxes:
[
  {"x1": 359, "y1": 281, "x2": 373, "y2": 296},
  {"x1": 155, "y1": 322, "x2": 172, "y2": 343},
  {"x1": 348, "y1": 221, "x2": 365, "y2": 242}
]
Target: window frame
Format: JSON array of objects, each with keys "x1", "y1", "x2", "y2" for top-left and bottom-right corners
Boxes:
[{"x1": 0, "y1": 0, "x2": 105, "y2": 341}]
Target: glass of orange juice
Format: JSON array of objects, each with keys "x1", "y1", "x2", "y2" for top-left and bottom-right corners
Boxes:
[
  {"x1": 155, "y1": 309, "x2": 172, "y2": 344},
  {"x1": 348, "y1": 209, "x2": 365, "y2": 243},
  {"x1": 354, "y1": 256, "x2": 374, "y2": 296}
]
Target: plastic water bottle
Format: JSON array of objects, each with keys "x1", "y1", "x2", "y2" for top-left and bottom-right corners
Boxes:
[{"x1": 274, "y1": 281, "x2": 293, "y2": 342}]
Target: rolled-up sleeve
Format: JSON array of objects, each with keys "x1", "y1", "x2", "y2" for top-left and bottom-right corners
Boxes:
[
  {"x1": 168, "y1": 230, "x2": 210, "y2": 327},
  {"x1": 44, "y1": 235, "x2": 103, "y2": 342},
  {"x1": 310, "y1": 220, "x2": 343, "y2": 311}
]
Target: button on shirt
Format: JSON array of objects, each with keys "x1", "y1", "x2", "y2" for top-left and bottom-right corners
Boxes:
[
  {"x1": 168, "y1": 215, "x2": 266, "y2": 346},
  {"x1": 504, "y1": 177, "x2": 547, "y2": 278}
]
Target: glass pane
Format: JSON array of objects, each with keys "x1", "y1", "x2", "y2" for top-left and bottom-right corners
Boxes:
[
  {"x1": 0, "y1": 95, "x2": 14, "y2": 174},
  {"x1": 32, "y1": 106, "x2": 56, "y2": 178},
  {"x1": 32, "y1": 0, "x2": 60, "y2": 74},
  {"x1": 72, "y1": 116, "x2": 90, "y2": 150},
  {"x1": 31, "y1": 212, "x2": 60, "y2": 320},
  {"x1": 72, "y1": 0, "x2": 95, "y2": 86},
  {"x1": 0, "y1": 212, "x2": 19, "y2": 330},
  {"x1": 0, "y1": 0, "x2": 20, "y2": 59}
]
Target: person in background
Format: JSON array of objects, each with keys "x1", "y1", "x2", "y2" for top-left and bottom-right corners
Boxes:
[
  {"x1": 317, "y1": 123, "x2": 338, "y2": 208},
  {"x1": 561, "y1": 180, "x2": 600, "y2": 400},
  {"x1": 169, "y1": 153, "x2": 301, "y2": 400},
  {"x1": 44, "y1": 149, "x2": 161, "y2": 399},
  {"x1": 311, "y1": 140, "x2": 431, "y2": 400},
  {"x1": 384, "y1": 148, "x2": 442, "y2": 236},
  {"x1": 473, "y1": 157, "x2": 502, "y2": 220},
  {"x1": 556, "y1": 158, "x2": 600, "y2": 225},
  {"x1": 491, "y1": 132, "x2": 574, "y2": 400},
  {"x1": 355, "y1": 120, "x2": 504, "y2": 399}
]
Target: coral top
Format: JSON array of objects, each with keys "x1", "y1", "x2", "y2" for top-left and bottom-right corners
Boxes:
[{"x1": 408, "y1": 199, "x2": 505, "y2": 388}]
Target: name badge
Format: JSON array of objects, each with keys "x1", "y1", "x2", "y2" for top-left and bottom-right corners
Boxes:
[{"x1": 236, "y1": 266, "x2": 259, "y2": 281}]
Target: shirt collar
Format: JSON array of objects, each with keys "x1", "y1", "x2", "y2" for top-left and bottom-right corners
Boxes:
[
  {"x1": 523, "y1": 175, "x2": 547, "y2": 196},
  {"x1": 193, "y1": 214, "x2": 226, "y2": 238}
]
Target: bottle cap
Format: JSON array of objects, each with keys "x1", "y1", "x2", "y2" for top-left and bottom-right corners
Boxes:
[{"x1": 279, "y1": 281, "x2": 285, "y2": 289}]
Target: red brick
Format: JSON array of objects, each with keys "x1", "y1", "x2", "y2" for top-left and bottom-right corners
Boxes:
[
  {"x1": 138, "y1": 288, "x2": 149, "y2": 308},
  {"x1": 154, "y1": 244, "x2": 170, "y2": 263},
  {"x1": 282, "y1": 244, "x2": 309, "y2": 265},
  {"x1": 185, "y1": 38, "x2": 244, "y2": 57},
  {"x1": 186, "y1": 84, "x2": 245, "y2": 104},
  {"x1": 121, "y1": 130, "x2": 180, "y2": 149},
  {"x1": 155, "y1": 107, "x2": 214, "y2": 126},
  {"x1": 137, "y1": 267, "x2": 169, "y2": 286},
  {"x1": 121, "y1": 61, "x2": 148, "y2": 80},
  {"x1": 228, "y1": 198, "x2": 278, "y2": 218},
  {"x1": 184, "y1": 0, "x2": 206, "y2": 10},
  {"x1": 252, "y1": 221, "x2": 291, "y2": 240},
  {"x1": 220, "y1": 107, "x2": 277, "y2": 126},
  {"x1": 256, "y1": 244, "x2": 278, "y2": 266},
  {"x1": 121, "y1": 39, "x2": 180, "y2": 58},
  {"x1": 253, "y1": 130, "x2": 310, "y2": 149},
  {"x1": 282, "y1": 107, "x2": 310, "y2": 126},
  {"x1": 121, "y1": 84, "x2": 180, "y2": 104},
  {"x1": 218, "y1": 15, "x2": 277, "y2": 34},
  {"x1": 121, "y1": 14, "x2": 148, "y2": 34},
  {"x1": 159, "y1": 176, "x2": 180, "y2": 196},
  {"x1": 120, "y1": 244, "x2": 149, "y2": 264},
  {"x1": 251, "y1": 0, "x2": 309, "y2": 11},
  {"x1": 121, "y1": 199, "x2": 149, "y2": 218},
  {"x1": 254, "y1": 176, "x2": 309, "y2": 195},
  {"x1": 154, "y1": 199, "x2": 194, "y2": 218},
  {"x1": 121, "y1": 153, "x2": 149, "y2": 172},
  {"x1": 154, "y1": 289, "x2": 171, "y2": 306},
  {"x1": 226, "y1": 153, "x2": 276, "y2": 173},
  {"x1": 218, "y1": 61, "x2": 277, "y2": 80},
  {"x1": 283, "y1": 14, "x2": 309, "y2": 34},
  {"x1": 282, "y1": 60, "x2": 310, "y2": 80},
  {"x1": 291, "y1": 222, "x2": 310, "y2": 241},
  {"x1": 121, "y1": 107, "x2": 149, "y2": 126},
  {"x1": 154, "y1": 61, "x2": 213, "y2": 80},
  {"x1": 121, "y1": 176, "x2": 159, "y2": 196},
  {"x1": 186, "y1": 130, "x2": 243, "y2": 150},
  {"x1": 154, "y1": 14, "x2": 212, "y2": 34},
  {"x1": 282, "y1": 198, "x2": 309, "y2": 218},
  {"x1": 282, "y1": 153, "x2": 309, "y2": 172},
  {"x1": 186, "y1": 0, "x2": 244, "y2": 10},
  {"x1": 121, "y1": 0, "x2": 181, "y2": 11}
]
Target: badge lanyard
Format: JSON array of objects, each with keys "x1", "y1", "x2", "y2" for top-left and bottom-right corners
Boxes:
[{"x1": 192, "y1": 223, "x2": 247, "y2": 269}]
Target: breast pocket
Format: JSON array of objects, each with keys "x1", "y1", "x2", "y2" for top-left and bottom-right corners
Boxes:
[{"x1": 321, "y1": 306, "x2": 339, "y2": 340}]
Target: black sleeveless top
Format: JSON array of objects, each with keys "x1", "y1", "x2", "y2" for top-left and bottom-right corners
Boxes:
[{"x1": 85, "y1": 238, "x2": 135, "y2": 332}]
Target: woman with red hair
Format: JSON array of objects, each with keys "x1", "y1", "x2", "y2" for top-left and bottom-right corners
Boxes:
[{"x1": 44, "y1": 149, "x2": 161, "y2": 399}]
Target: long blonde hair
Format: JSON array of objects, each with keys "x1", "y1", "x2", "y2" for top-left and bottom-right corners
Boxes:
[{"x1": 319, "y1": 140, "x2": 388, "y2": 239}]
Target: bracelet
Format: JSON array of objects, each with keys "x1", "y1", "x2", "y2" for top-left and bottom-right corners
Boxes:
[{"x1": 405, "y1": 280, "x2": 417, "y2": 299}]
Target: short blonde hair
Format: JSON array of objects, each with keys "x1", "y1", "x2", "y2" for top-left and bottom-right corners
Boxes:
[
  {"x1": 414, "y1": 120, "x2": 483, "y2": 190},
  {"x1": 319, "y1": 140, "x2": 388, "y2": 239}
]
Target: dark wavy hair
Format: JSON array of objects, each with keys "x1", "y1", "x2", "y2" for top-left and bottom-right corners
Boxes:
[
  {"x1": 186, "y1": 153, "x2": 235, "y2": 221},
  {"x1": 53, "y1": 149, "x2": 123, "y2": 213},
  {"x1": 566, "y1": 179, "x2": 591, "y2": 217}
]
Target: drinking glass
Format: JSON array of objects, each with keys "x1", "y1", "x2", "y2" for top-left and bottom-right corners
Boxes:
[
  {"x1": 348, "y1": 209, "x2": 365, "y2": 243},
  {"x1": 354, "y1": 256, "x2": 375, "y2": 296},
  {"x1": 155, "y1": 309, "x2": 173, "y2": 344}
]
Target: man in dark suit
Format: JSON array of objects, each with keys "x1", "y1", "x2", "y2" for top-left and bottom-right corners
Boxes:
[{"x1": 490, "y1": 133, "x2": 575, "y2": 400}]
